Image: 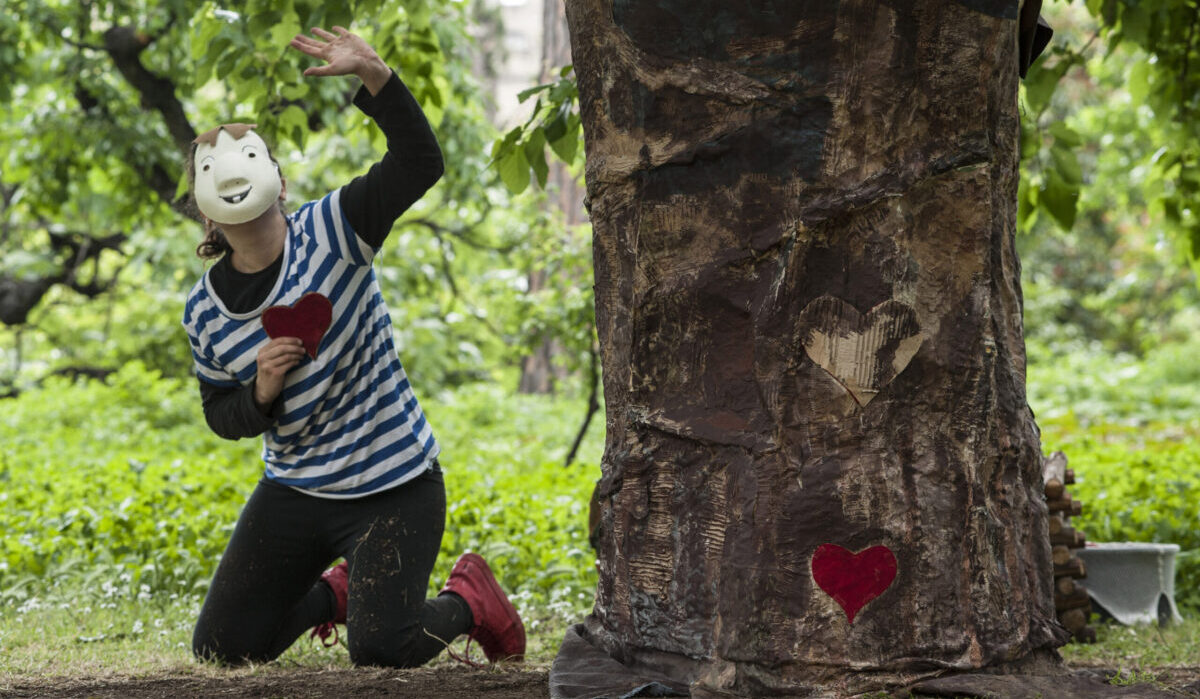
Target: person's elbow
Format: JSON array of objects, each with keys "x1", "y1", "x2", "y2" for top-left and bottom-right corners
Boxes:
[
  {"x1": 423, "y1": 149, "x2": 445, "y2": 190},
  {"x1": 203, "y1": 409, "x2": 246, "y2": 441}
]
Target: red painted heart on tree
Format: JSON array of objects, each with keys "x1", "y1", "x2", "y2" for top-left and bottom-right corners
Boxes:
[
  {"x1": 262, "y1": 292, "x2": 332, "y2": 360},
  {"x1": 811, "y1": 543, "x2": 897, "y2": 623}
]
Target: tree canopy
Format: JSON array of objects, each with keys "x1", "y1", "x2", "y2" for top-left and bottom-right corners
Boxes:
[{"x1": 0, "y1": 0, "x2": 592, "y2": 394}]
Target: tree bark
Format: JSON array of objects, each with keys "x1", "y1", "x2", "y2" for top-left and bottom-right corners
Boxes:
[{"x1": 561, "y1": 0, "x2": 1066, "y2": 695}]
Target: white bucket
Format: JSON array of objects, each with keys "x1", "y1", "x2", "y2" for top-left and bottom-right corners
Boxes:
[{"x1": 1076, "y1": 542, "x2": 1182, "y2": 626}]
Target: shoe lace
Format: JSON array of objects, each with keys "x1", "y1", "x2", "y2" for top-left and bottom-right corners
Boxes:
[
  {"x1": 424, "y1": 628, "x2": 487, "y2": 668},
  {"x1": 310, "y1": 622, "x2": 340, "y2": 648}
]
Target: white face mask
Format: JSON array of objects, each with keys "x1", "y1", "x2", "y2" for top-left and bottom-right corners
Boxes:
[{"x1": 192, "y1": 127, "x2": 282, "y2": 225}]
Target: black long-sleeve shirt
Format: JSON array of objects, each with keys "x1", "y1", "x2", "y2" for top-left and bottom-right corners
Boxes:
[{"x1": 198, "y1": 71, "x2": 443, "y2": 440}]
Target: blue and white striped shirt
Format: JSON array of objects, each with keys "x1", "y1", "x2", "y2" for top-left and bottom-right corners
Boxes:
[{"x1": 182, "y1": 189, "x2": 439, "y2": 498}]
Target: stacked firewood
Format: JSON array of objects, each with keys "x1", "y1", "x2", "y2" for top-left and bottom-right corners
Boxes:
[{"x1": 1043, "y1": 451, "x2": 1096, "y2": 643}]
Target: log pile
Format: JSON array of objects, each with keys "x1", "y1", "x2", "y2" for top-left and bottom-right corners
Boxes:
[{"x1": 1044, "y1": 451, "x2": 1096, "y2": 643}]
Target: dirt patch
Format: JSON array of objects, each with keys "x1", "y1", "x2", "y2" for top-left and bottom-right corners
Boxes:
[
  {"x1": 0, "y1": 665, "x2": 550, "y2": 699},
  {"x1": 5, "y1": 664, "x2": 1200, "y2": 698}
]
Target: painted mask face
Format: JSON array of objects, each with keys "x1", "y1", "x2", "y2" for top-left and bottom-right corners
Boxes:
[{"x1": 192, "y1": 125, "x2": 282, "y2": 225}]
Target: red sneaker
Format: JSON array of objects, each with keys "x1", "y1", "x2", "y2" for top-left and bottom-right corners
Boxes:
[
  {"x1": 310, "y1": 560, "x2": 348, "y2": 647},
  {"x1": 440, "y1": 553, "x2": 526, "y2": 662}
]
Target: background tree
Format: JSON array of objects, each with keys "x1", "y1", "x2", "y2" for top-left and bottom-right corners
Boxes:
[
  {"x1": 0, "y1": 0, "x2": 584, "y2": 395},
  {"x1": 555, "y1": 1, "x2": 1066, "y2": 695}
]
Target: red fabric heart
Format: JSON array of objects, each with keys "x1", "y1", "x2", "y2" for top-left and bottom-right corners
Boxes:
[
  {"x1": 811, "y1": 544, "x2": 897, "y2": 623},
  {"x1": 262, "y1": 292, "x2": 332, "y2": 360}
]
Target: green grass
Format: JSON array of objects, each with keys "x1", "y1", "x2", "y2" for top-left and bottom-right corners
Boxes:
[
  {"x1": 0, "y1": 585, "x2": 573, "y2": 681},
  {"x1": 1060, "y1": 619, "x2": 1200, "y2": 670},
  {"x1": 0, "y1": 367, "x2": 601, "y2": 679}
]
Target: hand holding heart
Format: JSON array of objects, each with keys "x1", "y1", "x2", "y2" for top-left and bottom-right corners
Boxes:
[
  {"x1": 253, "y1": 337, "x2": 306, "y2": 411},
  {"x1": 254, "y1": 293, "x2": 333, "y2": 411}
]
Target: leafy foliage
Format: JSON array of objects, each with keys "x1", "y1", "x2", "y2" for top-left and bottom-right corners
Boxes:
[
  {"x1": 1082, "y1": 0, "x2": 1200, "y2": 261},
  {"x1": 0, "y1": 0, "x2": 595, "y2": 400},
  {"x1": 1022, "y1": 1, "x2": 1200, "y2": 271},
  {"x1": 0, "y1": 366, "x2": 602, "y2": 628},
  {"x1": 1028, "y1": 335, "x2": 1200, "y2": 613},
  {"x1": 490, "y1": 65, "x2": 583, "y2": 195}
]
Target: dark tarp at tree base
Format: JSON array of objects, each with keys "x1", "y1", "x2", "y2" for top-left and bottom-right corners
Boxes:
[{"x1": 549, "y1": 624, "x2": 689, "y2": 699}]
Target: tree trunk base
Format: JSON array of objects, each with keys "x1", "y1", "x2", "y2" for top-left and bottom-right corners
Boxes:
[
  {"x1": 550, "y1": 619, "x2": 1128, "y2": 698},
  {"x1": 550, "y1": 621, "x2": 1173, "y2": 698}
]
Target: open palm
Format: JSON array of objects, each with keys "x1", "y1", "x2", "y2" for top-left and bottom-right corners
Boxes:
[{"x1": 290, "y1": 26, "x2": 377, "y2": 78}]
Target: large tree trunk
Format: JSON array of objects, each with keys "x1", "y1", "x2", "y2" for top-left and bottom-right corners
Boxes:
[{"x1": 558, "y1": 0, "x2": 1067, "y2": 695}]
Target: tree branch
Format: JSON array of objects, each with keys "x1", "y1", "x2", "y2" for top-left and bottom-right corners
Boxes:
[
  {"x1": 406, "y1": 215, "x2": 520, "y2": 254},
  {"x1": 97, "y1": 25, "x2": 198, "y2": 221},
  {"x1": 564, "y1": 335, "x2": 600, "y2": 468},
  {"x1": 103, "y1": 26, "x2": 196, "y2": 154}
]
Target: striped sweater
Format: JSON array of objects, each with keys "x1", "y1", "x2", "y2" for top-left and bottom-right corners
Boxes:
[{"x1": 182, "y1": 189, "x2": 439, "y2": 498}]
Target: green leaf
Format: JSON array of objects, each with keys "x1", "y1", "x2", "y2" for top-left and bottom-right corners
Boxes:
[
  {"x1": 174, "y1": 173, "x2": 189, "y2": 202},
  {"x1": 1122, "y1": 4, "x2": 1150, "y2": 45},
  {"x1": 1017, "y1": 178, "x2": 1038, "y2": 232},
  {"x1": 192, "y1": 15, "x2": 223, "y2": 62},
  {"x1": 1019, "y1": 116, "x2": 1040, "y2": 160},
  {"x1": 280, "y1": 82, "x2": 308, "y2": 100},
  {"x1": 517, "y1": 82, "x2": 552, "y2": 103},
  {"x1": 497, "y1": 148, "x2": 530, "y2": 195},
  {"x1": 1163, "y1": 197, "x2": 1181, "y2": 223},
  {"x1": 1051, "y1": 142, "x2": 1083, "y2": 186},
  {"x1": 1048, "y1": 122, "x2": 1082, "y2": 148},
  {"x1": 524, "y1": 128, "x2": 548, "y2": 189},
  {"x1": 548, "y1": 128, "x2": 579, "y2": 165},
  {"x1": 543, "y1": 105, "x2": 569, "y2": 145},
  {"x1": 247, "y1": 10, "x2": 282, "y2": 38},
  {"x1": 1040, "y1": 170, "x2": 1080, "y2": 230},
  {"x1": 267, "y1": 10, "x2": 303, "y2": 51},
  {"x1": 278, "y1": 104, "x2": 306, "y2": 133},
  {"x1": 548, "y1": 78, "x2": 577, "y2": 104},
  {"x1": 1128, "y1": 60, "x2": 1150, "y2": 103},
  {"x1": 1023, "y1": 56, "x2": 1072, "y2": 115},
  {"x1": 324, "y1": 0, "x2": 353, "y2": 30}
]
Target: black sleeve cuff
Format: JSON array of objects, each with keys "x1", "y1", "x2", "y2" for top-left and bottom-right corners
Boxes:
[
  {"x1": 199, "y1": 377, "x2": 280, "y2": 440},
  {"x1": 352, "y1": 70, "x2": 403, "y2": 116}
]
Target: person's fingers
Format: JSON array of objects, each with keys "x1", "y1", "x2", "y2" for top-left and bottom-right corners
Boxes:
[
  {"x1": 264, "y1": 355, "x2": 302, "y2": 375},
  {"x1": 289, "y1": 36, "x2": 325, "y2": 56},
  {"x1": 303, "y1": 64, "x2": 345, "y2": 77},
  {"x1": 263, "y1": 352, "x2": 303, "y2": 367},
  {"x1": 291, "y1": 33, "x2": 324, "y2": 47},
  {"x1": 331, "y1": 25, "x2": 351, "y2": 37},
  {"x1": 262, "y1": 338, "x2": 299, "y2": 353},
  {"x1": 260, "y1": 345, "x2": 305, "y2": 364},
  {"x1": 311, "y1": 26, "x2": 338, "y2": 41}
]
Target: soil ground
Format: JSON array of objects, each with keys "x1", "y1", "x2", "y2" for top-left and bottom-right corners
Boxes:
[
  {"x1": 0, "y1": 665, "x2": 550, "y2": 699},
  {"x1": 3, "y1": 663, "x2": 1200, "y2": 698}
]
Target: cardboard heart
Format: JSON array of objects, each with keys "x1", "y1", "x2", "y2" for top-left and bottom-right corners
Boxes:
[
  {"x1": 798, "y1": 296, "x2": 921, "y2": 406},
  {"x1": 262, "y1": 292, "x2": 332, "y2": 360},
  {"x1": 811, "y1": 543, "x2": 897, "y2": 623}
]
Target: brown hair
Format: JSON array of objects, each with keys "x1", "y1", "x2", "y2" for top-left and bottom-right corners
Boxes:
[{"x1": 187, "y1": 124, "x2": 284, "y2": 260}]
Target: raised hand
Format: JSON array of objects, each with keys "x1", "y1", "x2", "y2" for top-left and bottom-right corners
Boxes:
[{"x1": 289, "y1": 26, "x2": 391, "y2": 95}]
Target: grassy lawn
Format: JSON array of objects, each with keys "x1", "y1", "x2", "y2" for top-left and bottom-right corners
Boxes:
[
  {"x1": 0, "y1": 588, "x2": 573, "y2": 682},
  {"x1": 1061, "y1": 618, "x2": 1200, "y2": 673}
]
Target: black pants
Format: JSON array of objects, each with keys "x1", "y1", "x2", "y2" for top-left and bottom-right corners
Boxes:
[{"x1": 192, "y1": 464, "x2": 472, "y2": 667}]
